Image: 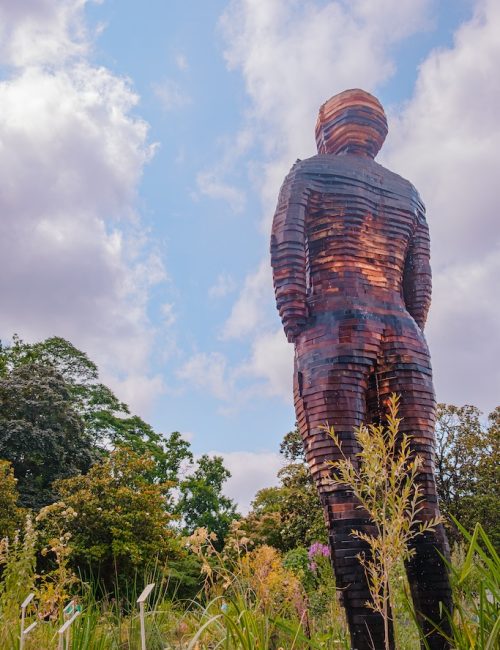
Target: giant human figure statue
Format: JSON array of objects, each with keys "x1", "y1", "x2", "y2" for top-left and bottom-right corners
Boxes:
[{"x1": 271, "y1": 89, "x2": 452, "y2": 650}]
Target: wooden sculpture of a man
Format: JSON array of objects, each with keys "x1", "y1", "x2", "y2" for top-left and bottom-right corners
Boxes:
[{"x1": 271, "y1": 89, "x2": 452, "y2": 650}]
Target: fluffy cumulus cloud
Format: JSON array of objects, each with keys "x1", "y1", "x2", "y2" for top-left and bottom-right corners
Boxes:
[
  {"x1": 177, "y1": 329, "x2": 292, "y2": 410},
  {"x1": 214, "y1": 450, "x2": 283, "y2": 514},
  {"x1": 177, "y1": 352, "x2": 234, "y2": 402},
  {"x1": 0, "y1": 0, "x2": 167, "y2": 415},
  {"x1": 383, "y1": 0, "x2": 500, "y2": 412},
  {"x1": 208, "y1": 272, "x2": 237, "y2": 300},
  {"x1": 222, "y1": 260, "x2": 273, "y2": 339},
  {"x1": 241, "y1": 328, "x2": 293, "y2": 401},
  {"x1": 195, "y1": 129, "x2": 253, "y2": 214},
  {"x1": 196, "y1": 170, "x2": 246, "y2": 214},
  {"x1": 0, "y1": 0, "x2": 89, "y2": 68}
]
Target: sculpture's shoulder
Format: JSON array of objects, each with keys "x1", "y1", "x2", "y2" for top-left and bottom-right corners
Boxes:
[
  {"x1": 292, "y1": 154, "x2": 425, "y2": 214},
  {"x1": 370, "y1": 157, "x2": 426, "y2": 214}
]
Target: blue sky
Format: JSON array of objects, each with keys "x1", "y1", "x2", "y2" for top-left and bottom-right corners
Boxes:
[{"x1": 1, "y1": 0, "x2": 498, "y2": 510}]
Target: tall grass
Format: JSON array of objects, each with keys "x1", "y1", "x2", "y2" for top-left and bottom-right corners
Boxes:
[
  {"x1": 414, "y1": 520, "x2": 499, "y2": 650},
  {"x1": 1, "y1": 503, "x2": 498, "y2": 648}
]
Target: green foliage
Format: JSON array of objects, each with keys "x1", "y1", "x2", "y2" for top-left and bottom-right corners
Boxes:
[
  {"x1": 410, "y1": 521, "x2": 500, "y2": 650},
  {"x1": 177, "y1": 455, "x2": 239, "y2": 547},
  {"x1": 280, "y1": 424, "x2": 306, "y2": 462},
  {"x1": 242, "y1": 487, "x2": 284, "y2": 549},
  {"x1": 47, "y1": 447, "x2": 181, "y2": 590},
  {"x1": 446, "y1": 521, "x2": 499, "y2": 650},
  {"x1": 0, "y1": 516, "x2": 37, "y2": 627},
  {"x1": 0, "y1": 335, "x2": 197, "y2": 512},
  {"x1": 0, "y1": 361, "x2": 95, "y2": 509},
  {"x1": 283, "y1": 547, "x2": 313, "y2": 585},
  {"x1": 241, "y1": 425, "x2": 325, "y2": 552},
  {"x1": 278, "y1": 462, "x2": 327, "y2": 550},
  {"x1": 184, "y1": 529, "x2": 348, "y2": 649},
  {"x1": 0, "y1": 460, "x2": 24, "y2": 540},
  {"x1": 435, "y1": 403, "x2": 500, "y2": 548},
  {"x1": 0, "y1": 335, "x2": 123, "y2": 445}
]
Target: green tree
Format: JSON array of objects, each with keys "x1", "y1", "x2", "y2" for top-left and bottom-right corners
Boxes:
[
  {"x1": 0, "y1": 335, "x2": 192, "y2": 488},
  {"x1": 177, "y1": 455, "x2": 238, "y2": 547},
  {"x1": 279, "y1": 425, "x2": 326, "y2": 549},
  {"x1": 0, "y1": 335, "x2": 125, "y2": 445},
  {"x1": 280, "y1": 424, "x2": 306, "y2": 462},
  {"x1": 0, "y1": 362, "x2": 95, "y2": 509},
  {"x1": 278, "y1": 461, "x2": 326, "y2": 550},
  {"x1": 0, "y1": 460, "x2": 24, "y2": 540},
  {"x1": 435, "y1": 403, "x2": 500, "y2": 548},
  {"x1": 45, "y1": 447, "x2": 182, "y2": 590},
  {"x1": 243, "y1": 486, "x2": 285, "y2": 549},
  {"x1": 242, "y1": 425, "x2": 325, "y2": 552}
]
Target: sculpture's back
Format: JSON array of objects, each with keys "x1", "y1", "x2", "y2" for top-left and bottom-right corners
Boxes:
[{"x1": 271, "y1": 89, "x2": 452, "y2": 650}]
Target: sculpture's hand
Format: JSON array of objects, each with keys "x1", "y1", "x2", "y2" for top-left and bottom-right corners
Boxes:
[{"x1": 284, "y1": 315, "x2": 309, "y2": 343}]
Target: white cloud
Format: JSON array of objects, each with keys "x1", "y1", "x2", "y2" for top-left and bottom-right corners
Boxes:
[
  {"x1": 153, "y1": 79, "x2": 192, "y2": 111},
  {"x1": 208, "y1": 273, "x2": 237, "y2": 299},
  {"x1": 212, "y1": 450, "x2": 284, "y2": 514},
  {"x1": 177, "y1": 331, "x2": 293, "y2": 411},
  {"x1": 196, "y1": 170, "x2": 246, "y2": 213},
  {"x1": 220, "y1": 0, "x2": 433, "y2": 223},
  {"x1": 195, "y1": 129, "x2": 252, "y2": 213},
  {"x1": 382, "y1": 0, "x2": 500, "y2": 412},
  {"x1": 177, "y1": 352, "x2": 234, "y2": 402},
  {"x1": 213, "y1": 0, "x2": 500, "y2": 415},
  {"x1": 241, "y1": 328, "x2": 293, "y2": 401},
  {"x1": 161, "y1": 302, "x2": 176, "y2": 327},
  {"x1": 0, "y1": 1, "x2": 167, "y2": 417},
  {"x1": 222, "y1": 260, "x2": 273, "y2": 339},
  {"x1": 0, "y1": 0, "x2": 90, "y2": 68},
  {"x1": 175, "y1": 52, "x2": 189, "y2": 71}
]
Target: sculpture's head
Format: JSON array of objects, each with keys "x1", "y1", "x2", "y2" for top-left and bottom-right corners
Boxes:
[{"x1": 315, "y1": 89, "x2": 388, "y2": 158}]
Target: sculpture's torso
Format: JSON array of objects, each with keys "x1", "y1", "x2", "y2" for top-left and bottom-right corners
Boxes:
[{"x1": 298, "y1": 154, "x2": 423, "y2": 316}]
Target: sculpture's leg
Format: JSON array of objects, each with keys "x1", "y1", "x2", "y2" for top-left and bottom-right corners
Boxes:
[
  {"x1": 294, "y1": 340, "x2": 395, "y2": 650},
  {"x1": 379, "y1": 321, "x2": 453, "y2": 650}
]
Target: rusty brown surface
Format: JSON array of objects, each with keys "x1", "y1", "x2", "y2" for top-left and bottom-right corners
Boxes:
[{"x1": 271, "y1": 89, "x2": 452, "y2": 650}]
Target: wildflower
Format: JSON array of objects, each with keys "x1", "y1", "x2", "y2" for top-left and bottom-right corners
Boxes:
[{"x1": 307, "y1": 542, "x2": 330, "y2": 559}]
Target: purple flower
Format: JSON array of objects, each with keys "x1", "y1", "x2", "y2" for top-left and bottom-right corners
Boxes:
[{"x1": 308, "y1": 542, "x2": 330, "y2": 559}]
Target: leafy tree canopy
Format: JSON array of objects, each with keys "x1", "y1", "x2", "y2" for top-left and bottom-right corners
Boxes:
[
  {"x1": 280, "y1": 424, "x2": 306, "y2": 462},
  {"x1": 435, "y1": 402, "x2": 499, "y2": 548},
  {"x1": 0, "y1": 460, "x2": 25, "y2": 540},
  {"x1": 177, "y1": 454, "x2": 239, "y2": 547},
  {"x1": 241, "y1": 425, "x2": 325, "y2": 552},
  {"x1": 39, "y1": 447, "x2": 183, "y2": 591},
  {"x1": 0, "y1": 335, "x2": 193, "y2": 497},
  {"x1": 0, "y1": 361, "x2": 95, "y2": 509}
]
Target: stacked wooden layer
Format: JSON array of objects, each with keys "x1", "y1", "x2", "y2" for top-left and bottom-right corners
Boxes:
[{"x1": 270, "y1": 89, "x2": 452, "y2": 650}]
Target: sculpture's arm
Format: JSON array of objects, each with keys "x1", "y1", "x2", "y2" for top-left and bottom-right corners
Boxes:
[
  {"x1": 270, "y1": 162, "x2": 309, "y2": 342},
  {"x1": 403, "y1": 206, "x2": 432, "y2": 330}
]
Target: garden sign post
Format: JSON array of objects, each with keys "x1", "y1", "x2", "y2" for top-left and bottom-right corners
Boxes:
[
  {"x1": 137, "y1": 583, "x2": 155, "y2": 650},
  {"x1": 20, "y1": 593, "x2": 36, "y2": 650}
]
